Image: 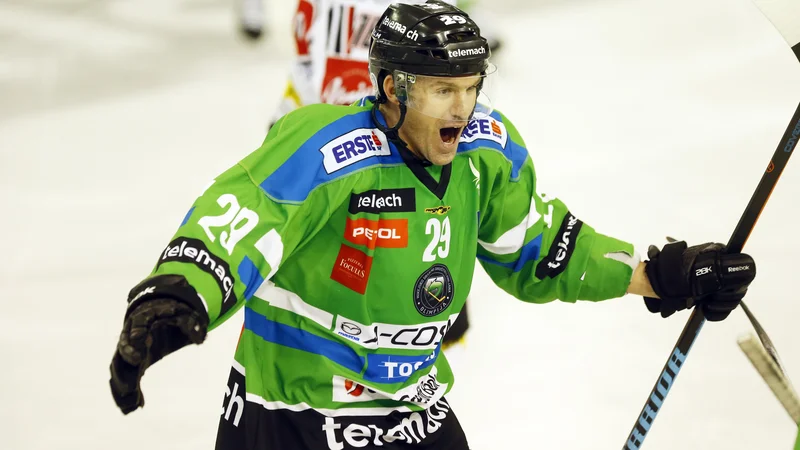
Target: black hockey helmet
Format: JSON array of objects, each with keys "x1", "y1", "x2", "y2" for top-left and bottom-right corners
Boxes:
[
  {"x1": 369, "y1": 0, "x2": 491, "y2": 81},
  {"x1": 368, "y1": 1, "x2": 493, "y2": 133}
]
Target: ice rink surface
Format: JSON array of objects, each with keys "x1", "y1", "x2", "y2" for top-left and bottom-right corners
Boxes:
[{"x1": 2, "y1": 0, "x2": 799, "y2": 448}]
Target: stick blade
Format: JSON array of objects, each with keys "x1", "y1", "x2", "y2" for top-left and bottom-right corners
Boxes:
[
  {"x1": 738, "y1": 333, "x2": 800, "y2": 424},
  {"x1": 751, "y1": 0, "x2": 800, "y2": 58}
]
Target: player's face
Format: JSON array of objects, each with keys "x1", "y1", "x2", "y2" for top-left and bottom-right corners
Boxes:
[{"x1": 397, "y1": 75, "x2": 481, "y2": 165}]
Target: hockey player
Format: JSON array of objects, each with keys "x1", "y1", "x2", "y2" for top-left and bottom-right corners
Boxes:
[
  {"x1": 269, "y1": 0, "x2": 472, "y2": 348},
  {"x1": 109, "y1": 1, "x2": 757, "y2": 449}
]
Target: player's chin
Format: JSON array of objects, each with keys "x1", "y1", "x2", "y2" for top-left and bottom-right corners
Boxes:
[{"x1": 428, "y1": 145, "x2": 458, "y2": 165}]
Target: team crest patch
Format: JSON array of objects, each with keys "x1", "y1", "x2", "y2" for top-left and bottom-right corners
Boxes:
[
  {"x1": 320, "y1": 128, "x2": 391, "y2": 174},
  {"x1": 459, "y1": 117, "x2": 508, "y2": 148},
  {"x1": 413, "y1": 264, "x2": 454, "y2": 317}
]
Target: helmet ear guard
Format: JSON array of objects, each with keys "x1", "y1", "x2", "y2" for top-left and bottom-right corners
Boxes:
[
  {"x1": 392, "y1": 72, "x2": 413, "y2": 104},
  {"x1": 368, "y1": 68, "x2": 412, "y2": 105}
]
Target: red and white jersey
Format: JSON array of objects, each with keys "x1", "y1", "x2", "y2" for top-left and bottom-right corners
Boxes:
[{"x1": 274, "y1": 0, "x2": 457, "y2": 120}]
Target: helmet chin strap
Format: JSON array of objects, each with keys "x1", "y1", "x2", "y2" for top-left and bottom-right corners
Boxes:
[
  {"x1": 371, "y1": 99, "x2": 407, "y2": 142},
  {"x1": 371, "y1": 100, "x2": 434, "y2": 164}
]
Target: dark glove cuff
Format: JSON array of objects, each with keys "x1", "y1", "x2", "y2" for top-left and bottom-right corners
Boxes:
[{"x1": 125, "y1": 274, "x2": 209, "y2": 326}]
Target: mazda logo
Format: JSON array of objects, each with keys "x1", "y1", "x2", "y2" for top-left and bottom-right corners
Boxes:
[{"x1": 341, "y1": 322, "x2": 362, "y2": 335}]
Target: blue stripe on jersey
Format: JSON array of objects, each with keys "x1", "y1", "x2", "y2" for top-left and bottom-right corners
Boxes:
[
  {"x1": 514, "y1": 234, "x2": 543, "y2": 272},
  {"x1": 457, "y1": 111, "x2": 528, "y2": 180},
  {"x1": 180, "y1": 206, "x2": 195, "y2": 227},
  {"x1": 244, "y1": 307, "x2": 365, "y2": 373},
  {"x1": 477, "y1": 233, "x2": 543, "y2": 273},
  {"x1": 503, "y1": 138, "x2": 530, "y2": 181},
  {"x1": 238, "y1": 256, "x2": 265, "y2": 301},
  {"x1": 260, "y1": 110, "x2": 404, "y2": 203}
]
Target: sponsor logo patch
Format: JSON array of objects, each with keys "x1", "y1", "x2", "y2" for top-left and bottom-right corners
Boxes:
[
  {"x1": 424, "y1": 205, "x2": 451, "y2": 215},
  {"x1": 334, "y1": 314, "x2": 458, "y2": 350},
  {"x1": 785, "y1": 116, "x2": 800, "y2": 153},
  {"x1": 220, "y1": 365, "x2": 245, "y2": 428},
  {"x1": 447, "y1": 46, "x2": 486, "y2": 58},
  {"x1": 381, "y1": 16, "x2": 418, "y2": 41},
  {"x1": 460, "y1": 117, "x2": 507, "y2": 148},
  {"x1": 320, "y1": 128, "x2": 390, "y2": 174},
  {"x1": 535, "y1": 212, "x2": 583, "y2": 279},
  {"x1": 345, "y1": 218, "x2": 408, "y2": 249},
  {"x1": 363, "y1": 347, "x2": 439, "y2": 383},
  {"x1": 333, "y1": 377, "x2": 382, "y2": 403},
  {"x1": 157, "y1": 237, "x2": 237, "y2": 313},
  {"x1": 321, "y1": 399, "x2": 452, "y2": 448},
  {"x1": 332, "y1": 366, "x2": 448, "y2": 406},
  {"x1": 348, "y1": 188, "x2": 416, "y2": 214},
  {"x1": 340, "y1": 322, "x2": 362, "y2": 336},
  {"x1": 331, "y1": 244, "x2": 373, "y2": 294}
]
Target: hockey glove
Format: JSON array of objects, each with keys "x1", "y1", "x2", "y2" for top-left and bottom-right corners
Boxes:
[
  {"x1": 700, "y1": 286, "x2": 749, "y2": 322},
  {"x1": 109, "y1": 275, "x2": 209, "y2": 414},
  {"x1": 643, "y1": 241, "x2": 755, "y2": 320}
]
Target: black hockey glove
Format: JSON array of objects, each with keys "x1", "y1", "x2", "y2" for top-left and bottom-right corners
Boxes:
[
  {"x1": 701, "y1": 286, "x2": 749, "y2": 322},
  {"x1": 643, "y1": 241, "x2": 755, "y2": 321},
  {"x1": 109, "y1": 275, "x2": 209, "y2": 414}
]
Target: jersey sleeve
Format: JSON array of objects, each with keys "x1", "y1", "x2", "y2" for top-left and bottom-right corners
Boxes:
[
  {"x1": 133, "y1": 108, "x2": 350, "y2": 330},
  {"x1": 476, "y1": 113, "x2": 639, "y2": 304}
]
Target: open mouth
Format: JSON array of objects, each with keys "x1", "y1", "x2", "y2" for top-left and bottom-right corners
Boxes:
[{"x1": 439, "y1": 127, "x2": 461, "y2": 145}]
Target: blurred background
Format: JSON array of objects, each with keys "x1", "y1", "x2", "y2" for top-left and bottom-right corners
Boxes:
[{"x1": 1, "y1": 0, "x2": 799, "y2": 449}]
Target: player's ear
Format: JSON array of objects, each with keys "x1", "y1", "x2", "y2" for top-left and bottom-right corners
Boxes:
[{"x1": 382, "y1": 74, "x2": 399, "y2": 105}]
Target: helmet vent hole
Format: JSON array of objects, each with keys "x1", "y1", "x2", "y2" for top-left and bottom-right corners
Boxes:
[{"x1": 421, "y1": 48, "x2": 448, "y2": 60}]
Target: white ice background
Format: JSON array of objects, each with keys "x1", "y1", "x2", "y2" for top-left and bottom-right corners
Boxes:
[{"x1": 1, "y1": 0, "x2": 799, "y2": 449}]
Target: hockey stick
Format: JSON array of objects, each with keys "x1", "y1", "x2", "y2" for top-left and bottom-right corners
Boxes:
[
  {"x1": 623, "y1": 1, "x2": 800, "y2": 448},
  {"x1": 737, "y1": 333, "x2": 800, "y2": 424},
  {"x1": 740, "y1": 301, "x2": 788, "y2": 374},
  {"x1": 666, "y1": 237, "x2": 788, "y2": 374}
]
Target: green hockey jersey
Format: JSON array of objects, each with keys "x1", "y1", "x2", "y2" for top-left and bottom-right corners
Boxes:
[{"x1": 139, "y1": 96, "x2": 638, "y2": 416}]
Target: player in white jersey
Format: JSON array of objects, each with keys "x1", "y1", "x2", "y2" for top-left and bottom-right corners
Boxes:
[
  {"x1": 236, "y1": 0, "x2": 502, "y2": 49},
  {"x1": 269, "y1": 0, "x2": 458, "y2": 123}
]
